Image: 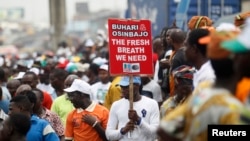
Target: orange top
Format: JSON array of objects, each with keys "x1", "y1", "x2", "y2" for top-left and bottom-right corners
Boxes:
[
  {"x1": 236, "y1": 77, "x2": 250, "y2": 103},
  {"x1": 169, "y1": 51, "x2": 176, "y2": 96},
  {"x1": 65, "y1": 102, "x2": 109, "y2": 141},
  {"x1": 42, "y1": 91, "x2": 53, "y2": 110}
]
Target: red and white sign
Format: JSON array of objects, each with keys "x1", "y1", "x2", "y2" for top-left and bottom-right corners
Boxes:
[{"x1": 108, "y1": 19, "x2": 153, "y2": 76}]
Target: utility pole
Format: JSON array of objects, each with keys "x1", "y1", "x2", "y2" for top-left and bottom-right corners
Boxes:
[{"x1": 49, "y1": 0, "x2": 67, "y2": 52}]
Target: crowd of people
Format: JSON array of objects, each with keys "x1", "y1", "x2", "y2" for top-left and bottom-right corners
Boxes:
[{"x1": 0, "y1": 11, "x2": 250, "y2": 141}]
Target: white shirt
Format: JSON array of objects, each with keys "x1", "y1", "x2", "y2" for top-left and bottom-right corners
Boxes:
[
  {"x1": 0, "y1": 109, "x2": 8, "y2": 120},
  {"x1": 37, "y1": 83, "x2": 57, "y2": 100},
  {"x1": 193, "y1": 60, "x2": 216, "y2": 88},
  {"x1": 1, "y1": 86, "x2": 11, "y2": 100},
  {"x1": 106, "y1": 96, "x2": 160, "y2": 141},
  {"x1": 91, "y1": 81, "x2": 111, "y2": 104},
  {"x1": 142, "y1": 80, "x2": 163, "y2": 102},
  {"x1": 153, "y1": 60, "x2": 159, "y2": 82}
]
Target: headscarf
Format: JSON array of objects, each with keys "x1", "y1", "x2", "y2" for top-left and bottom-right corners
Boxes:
[
  {"x1": 173, "y1": 65, "x2": 194, "y2": 86},
  {"x1": 234, "y1": 11, "x2": 250, "y2": 28},
  {"x1": 188, "y1": 16, "x2": 213, "y2": 30}
]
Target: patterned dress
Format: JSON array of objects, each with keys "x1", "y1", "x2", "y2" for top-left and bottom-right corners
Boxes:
[{"x1": 160, "y1": 82, "x2": 245, "y2": 141}]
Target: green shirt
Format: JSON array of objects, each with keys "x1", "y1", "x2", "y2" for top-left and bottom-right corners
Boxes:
[{"x1": 51, "y1": 94, "x2": 74, "y2": 127}]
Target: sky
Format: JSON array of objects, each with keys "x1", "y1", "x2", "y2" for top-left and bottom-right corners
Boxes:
[{"x1": 0, "y1": 0, "x2": 127, "y2": 24}]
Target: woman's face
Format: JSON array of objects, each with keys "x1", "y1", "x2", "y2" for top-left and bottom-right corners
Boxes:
[{"x1": 175, "y1": 83, "x2": 193, "y2": 99}]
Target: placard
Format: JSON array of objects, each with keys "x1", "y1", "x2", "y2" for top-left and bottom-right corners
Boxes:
[{"x1": 108, "y1": 19, "x2": 153, "y2": 76}]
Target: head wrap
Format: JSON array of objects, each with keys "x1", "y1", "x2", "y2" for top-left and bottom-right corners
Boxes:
[
  {"x1": 172, "y1": 65, "x2": 195, "y2": 85},
  {"x1": 234, "y1": 11, "x2": 250, "y2": 28},
  {"x1": 188, "y1": 16, "x2": 213, "y2": 30}
]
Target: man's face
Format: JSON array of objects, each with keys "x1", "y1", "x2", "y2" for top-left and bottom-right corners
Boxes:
[
  {"x1": 67, "y1": 91, "x2": 83, "y2": 108},
  {"x1": 98, "y1": 70, "x2": 109, "y2": 83},
  {"x1": 33, "y1": 91, "x2": 43, "y2": 111},
  {"x1": 166, "y1": 29, "x2": 173, "y2": 46},
  {"x1": 45, "y1": 59, "x2": 56, "y2": 72},
  {"x1": 184, "y1": 36, "x2": 195, "y2": 64},
  {"x1": 0, "y1": 118, "x2": 11, "y2": 141},
  {"x1": 175, "y1": 84, "x2": 193, "y2": 98},
  {"x1": 153, "y1": 38, "x2": 163, "y2": 53},
  {"x1": 160, "y1": 31, "x2": 167, "y2": 47},
  {"x1": 120, "y1": 83, "x2": 140, "y2": 99},
  {"x1": 49, "y1": 73, "x2": 61, "y2": 90},
  {"x1": 22, "y1": 74, "x2": 37, "y2": 88},
  {"x1": 7, "y1": 82, "x2": 20, "y2": 96},
  {"x1": 8, "y1": 102, "x2": 21, "y2": 116}
]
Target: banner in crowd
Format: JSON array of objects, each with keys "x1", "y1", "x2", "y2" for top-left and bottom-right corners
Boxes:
[{"x1": 108, "y1": 19, "x2": 153, "y2": 76}]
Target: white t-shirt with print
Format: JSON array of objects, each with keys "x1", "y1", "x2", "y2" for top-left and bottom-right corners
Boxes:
[
  {"x1": 91, "y1": 81, "x2": 111, "y2": 104},
  {"x1": 106, "y1": 96, "x2": 160, "y2": 141}
]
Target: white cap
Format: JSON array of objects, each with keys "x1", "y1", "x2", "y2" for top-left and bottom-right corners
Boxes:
[
  {"x1": 29, "y1": 67, "x2": 40, "y2": 75},
  {"x1": 85, "y1": 39, "x2": 94, "y2": 47},
  {"x1": 13, "y1": 72, "x2": 25, "y2": 80},
  {"x1": 75, "y1": 62, "x2": 90, "y2": 72},
  {"x1": 64, "y1": 79, "x2": 92, "y2": 95},
  {"x1": 92, "y1": 57, "x2": 108, "y2": 66},
  {"x1": 99, "y1": 64, "x2": 108, "y2": 71}
]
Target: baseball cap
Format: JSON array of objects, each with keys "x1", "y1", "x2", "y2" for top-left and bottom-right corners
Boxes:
[
  {"x1": 29, "y1": 67, "x2": 40, "y2": 75},
  {"x1": 99, "y1": 64, "x2": 108, "y2": 71},
  {"x1": 65, "y1": 62, "x2": 78, "y2": 73},
  {"x1": 13, "y1": 72, "x2": 25, "y2": 80},
  {"x1": 64, "y1": 79, "x2": 92, "y2": 95},
  {"x1": 119, "y1": 76, "x2": 141, "y2": 87},
  {"x1": 221, "y1": 18, "x2": 250, "y2": 53},
  {"x1": 85, "y1": 39, "x2": 94, "y2": 47},
  {"x1": 75, "y1": 62, "x2": 90, "y2": 72}
]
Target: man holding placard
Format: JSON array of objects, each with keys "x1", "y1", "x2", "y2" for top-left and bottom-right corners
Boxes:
[{"x1": 105, "y1": 76, "x2": 160, "y2": 141}]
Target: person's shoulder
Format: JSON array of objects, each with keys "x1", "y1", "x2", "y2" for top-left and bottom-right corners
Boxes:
[
  {"x1": 149, "y1": 80, "x2": 161, "y2": 87},
  {"x1": 43, "y1": 91, "x2": 50, "y2": 96},
  {"x1": 45, "y1": 108, "x2": 60, "y2": 117},
  {"x1": 111, "y1": 76, "x2": 122, "y2": 84},
  {"x1": 161, "y1": 98, "x2": 173, "y2": 113},
  {"x1": 179, "y1": 47, "x2": 186, "y2": 52},
  {"x1": 141, "y1": 96, "x2": 158, "y2": 104},
  {"x1": 222, "y1": 94, "x2": 243, "y2": 108},
  {"x1": 42, "y1": 91, "x2": 53, "y2": 100},
  {"x1": 31, "y1": 115, "x2": 50, "y2": 126},
  {"x1": 95, "y1": 104, "x2": 110, "y2": 113},
  {"x1": 53, "y1": 94, "x2": 67, "y2": 102},
  {"x1": 174, "y1": 48, "x2": 186, "y2": 58},
  {"x1": 91, "y1": 81, "x2": 101, "y2": 87},
  {"x1": 0, "y1": 99, "x2": 9, "y2": 104},
  {"x1": 162, "y1": 97, "x2": 174, "y2": 106},
  {"x1": 111, "y1": 98, "x2": 126, "y2": 106}
]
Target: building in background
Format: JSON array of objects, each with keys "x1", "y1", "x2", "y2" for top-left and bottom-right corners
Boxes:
[
  {"x1": 126, "y1": 0, "x2": 242, "y2": 36},
  {"x1": 0, "y1": 0, "x2": 127, "y2": 51}
]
